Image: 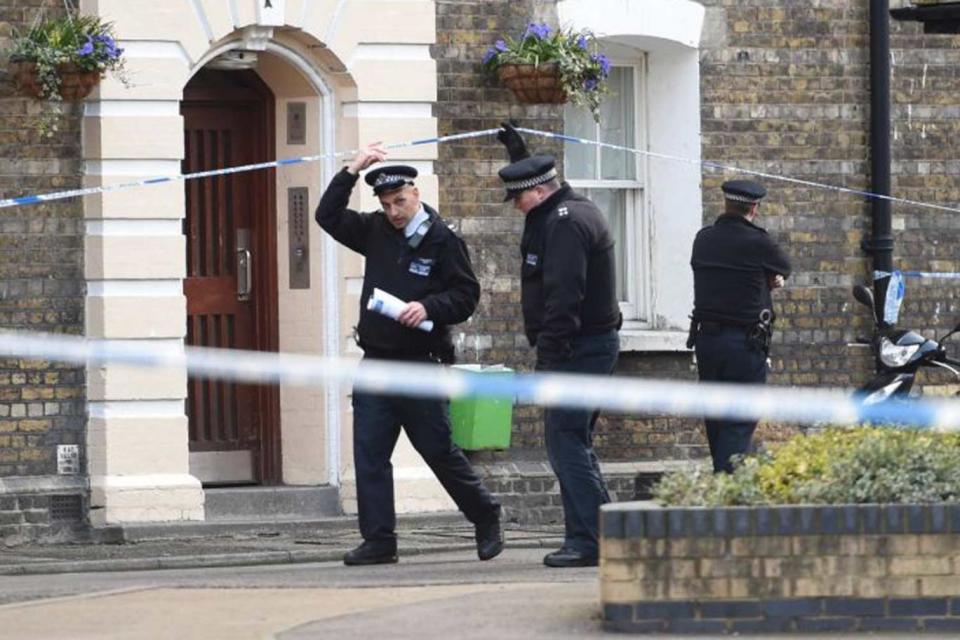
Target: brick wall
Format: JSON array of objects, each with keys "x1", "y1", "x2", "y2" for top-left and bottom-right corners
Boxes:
[
  {"x1": 0, "y1": 489, "x2": 85, "y2": 544},
  {"x1": 0, "y1": 0, "x2": 86, "y2": 536},
  {"x1": 0, "y1": 1, "x2": 956, "y2": 533},
  {"x1": 699, "y1": 1, "x2": 960, "y2": 429},
  {"x1": 434, "y1": 0, "x2": 709, "y2": 464},
  {"x1": 476, "y1": 461, "x2": 657, "y2": 526},
  {"x1": 434, "y1": 0, "x2": 563, "y2": 458},
  {"x1": 700, "y1": 0, "x2": 874, "y2": 409},
  {"x1": 436, "y1": 1, "x2": 960, "y2": 466},
  {"x1": 601, "y1": 502, "x2": 960, "y2": 633}
]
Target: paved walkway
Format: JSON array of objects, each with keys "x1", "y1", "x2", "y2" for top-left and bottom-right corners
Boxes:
[
  {"x1": 0, "y1": 518, "x2": 566, "y2": 575},
  {"x1": 2, "y1": 548, "x2": 955, "y2": 639},
  {"x1": 0, "y1": 548, "x2": 599, "y2": 639},
  {"x1": 4, "y1": 515, "x2": 955, "y2": 638}
]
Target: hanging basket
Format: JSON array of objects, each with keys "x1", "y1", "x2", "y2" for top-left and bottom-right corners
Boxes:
[
  {"x1": 9, "y1": 60, "x2": 101, "y2": 101},
  {"x1": 496, "y1": 63, "x2": 567, "y2": 105}
]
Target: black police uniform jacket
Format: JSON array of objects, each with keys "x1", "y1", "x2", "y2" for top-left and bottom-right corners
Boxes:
[
  {"x1": 520, "y1": 183, "x2": 620, "y2": 367},
  {"x1": 316, "y1": 168, "x2": 480, "y2": 360},
  {"x1": 690, "y1": 214, "x2": 792, "y2": 325}
]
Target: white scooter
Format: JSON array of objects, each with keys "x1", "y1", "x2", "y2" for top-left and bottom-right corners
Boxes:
[{"x1": 852, "y1": 284, "x2": 960, "y2": 404}]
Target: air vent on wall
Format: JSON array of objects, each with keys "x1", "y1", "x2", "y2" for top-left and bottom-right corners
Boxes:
[{"x1": 49, "y1": 494, "x2": 83, "y2": 522}]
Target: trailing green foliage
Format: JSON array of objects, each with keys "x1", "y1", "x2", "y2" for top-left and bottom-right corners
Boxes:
[{"x1": 653, "y1": 427, "x2": 960, "y2": 506}]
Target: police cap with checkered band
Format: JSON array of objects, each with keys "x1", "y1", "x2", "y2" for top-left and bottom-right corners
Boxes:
[
  {"x1": 497, "y1": 154, "x2": 558, "y2": 202},
  {"x1": 365, "y1": 165, "x2": 417, "y2": 196},
  {"x1": 721, "y1": 179, "x2": 767, "y2": 204}
]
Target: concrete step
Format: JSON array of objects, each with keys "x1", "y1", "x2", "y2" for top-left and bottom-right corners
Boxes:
[
  {"x1": 95, "y1": 511, "x2": 466, "y2": 543},
  {"x1": 203, "y1": 485, "x2": 342, "y2": 523}
]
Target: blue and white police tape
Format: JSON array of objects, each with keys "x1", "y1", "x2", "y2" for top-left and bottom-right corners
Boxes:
[
  {"x1": 3, "y1": 125, "x2": 960, "y2": 218},
  {"x1": 518, "y1": 127, "x2": 960, "y2": 216},
  {"x1": 877, "y1": 269, "x2": 960, "y2": 280},
  {"x1": 0, "y1": 128, "x2": 502, "y2": 210},
  {"x1": 0, "y1": 330, "x2": 958, "y2": 431}
]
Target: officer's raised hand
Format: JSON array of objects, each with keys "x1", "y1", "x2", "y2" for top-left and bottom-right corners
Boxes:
[
  {"x1": 346, "y1": 143, "x2": 387, "y2": 175},
  {"x1": 496, "y1": 121, "x2": 531, "y2": 163},
  {"x1": 397, "y1": 301, "x2": 428, "y2": 328}
]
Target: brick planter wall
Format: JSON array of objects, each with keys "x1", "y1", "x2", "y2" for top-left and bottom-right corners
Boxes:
[{"x1": 600, "y1": 502, "x2": 960, "y2": 634}]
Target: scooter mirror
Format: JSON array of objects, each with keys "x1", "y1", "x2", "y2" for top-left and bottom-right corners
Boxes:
[
  {"x1": 937, "y1": 321, "x2": 960, "y2": 345},
  {"x1": 852, "y1": 284, "x2": 875, "y2": 309}
]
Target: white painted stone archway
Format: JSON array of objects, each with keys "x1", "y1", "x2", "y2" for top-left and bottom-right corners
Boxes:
[{"x1": 81, "y1": 0, "x2": 445, "y2": 524}]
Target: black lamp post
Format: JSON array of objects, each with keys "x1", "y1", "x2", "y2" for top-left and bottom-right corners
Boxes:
[{"x1": 864, "y1": 0, "x2": 893, "y2": 327}]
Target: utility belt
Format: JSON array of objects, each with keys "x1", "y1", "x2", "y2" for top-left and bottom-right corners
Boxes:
[
  {"x1": 686, "y1": 309, "x2": 774, "y2": 354},
  {"x1": 355, "y1": 331, "x2": 454, "y2": 365}
]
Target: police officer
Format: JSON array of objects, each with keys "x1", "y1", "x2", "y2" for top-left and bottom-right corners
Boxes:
[
  {"x1": 497, "y1": 124, "x2": 621, "y2": 568},
  {"x1": 316, "y1": 144, "x2": 503, "y2": 565},
  {"x1": 689, "y1": 179, "x2": 792, "y2": 473}
]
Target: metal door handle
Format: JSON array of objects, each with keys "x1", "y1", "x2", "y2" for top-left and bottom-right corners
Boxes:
[{"x1": 237, "y1": 248, "x2": 252, "y2": 301}]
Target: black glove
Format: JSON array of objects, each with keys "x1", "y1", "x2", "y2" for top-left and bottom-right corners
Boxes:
[
  {"x1": 535, "y1": 336, "x2": 573, "y2": 371},
  {"x1": 496, "y1": 120, "x2": 530, "y2": 163}
]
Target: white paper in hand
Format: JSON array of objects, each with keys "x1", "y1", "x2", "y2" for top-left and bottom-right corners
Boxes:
[{"x1": 367, "y1": 288, "x2": 434, "y2": 332}]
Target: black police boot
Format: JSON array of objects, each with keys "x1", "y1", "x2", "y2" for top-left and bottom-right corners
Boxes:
[
  {"x1": 543, "y1": 547, "x2": 598, "y2": 568},
  {"x1": 475, "y1": 509, "x2": 505, "y2": 561},
  {"x1": 343, "y1": 540, "x2": 398, "y2": 566}
]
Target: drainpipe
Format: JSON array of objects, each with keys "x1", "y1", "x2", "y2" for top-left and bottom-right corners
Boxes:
[{"x1": 864, "y1": 0, "x2": 893, "y2": 326}]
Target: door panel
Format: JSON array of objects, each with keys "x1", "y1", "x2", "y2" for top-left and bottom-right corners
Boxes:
[{"x1": 182, "y1": 72, "x2": 279, "y2": 485}]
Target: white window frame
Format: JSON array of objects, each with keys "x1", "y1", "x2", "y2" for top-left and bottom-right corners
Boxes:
[
  {"x1": 559, "y1": 0, "x2": 705, "y2": 352},
  {"x1": 565, "y1": 59, "x2": 651, "y2": 326}
]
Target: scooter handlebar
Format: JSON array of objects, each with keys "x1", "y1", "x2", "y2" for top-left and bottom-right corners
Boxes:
[{"x1": 942, "y1": 356, "x2": 960, "y2": 368}]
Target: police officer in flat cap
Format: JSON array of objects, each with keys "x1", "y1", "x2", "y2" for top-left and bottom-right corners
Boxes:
[
  {"x1": 496, "y1": 123, "x2": 621, "y2": 568},
  {"x1": 688, "y1": 179, "x2": 792, "y2": 473},
  {"x1": 316, "y1": 144, "x2": 503, "y2": 566}
]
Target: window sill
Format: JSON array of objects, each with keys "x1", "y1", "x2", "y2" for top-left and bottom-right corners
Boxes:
[{"x1": 619, "y1": 326, "x2": 691, "y2": 352}]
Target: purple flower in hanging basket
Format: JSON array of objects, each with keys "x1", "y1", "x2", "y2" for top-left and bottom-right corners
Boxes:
[
  {"x1": 77, "y1": 36, "x2": 94, "y2": 57},
  {"x1": 483, "y1": 39, "x2": 508, "y2": 65},
  {"x1": 94, "y1": 34, "x2": 122, "y2": 60},
  {"x1": 523, "y1": 22, "x2": 552, "y2": 40},
  {"x1": 583, "y1": 77, "x2": 599, "y2": 91},
  {"x1": 592, "y1": 53, "x2": 611, "y2": 77},
  {"x1": 576, "y1": 35, "x2": 589, "y2": 50}
]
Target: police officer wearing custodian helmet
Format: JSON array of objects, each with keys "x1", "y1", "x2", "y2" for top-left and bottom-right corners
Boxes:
[
  {"x1": 689, "y1": 179, "x2": 792, "y2": 473},
  {"x1": 315, "y1": 143, "x2": 503, "y2": 566}
]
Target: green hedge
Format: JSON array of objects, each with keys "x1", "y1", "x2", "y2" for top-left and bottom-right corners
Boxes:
[{"x1": 653, "y1": 428, "x2": 960, "y2": 506}]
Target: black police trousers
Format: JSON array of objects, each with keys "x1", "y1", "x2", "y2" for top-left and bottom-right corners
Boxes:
[
  {"x1": 694, "y1": 323, "x2": 768, "y2": 473},
  {"x1": 540, "y1": 329, "x2": 620, "y2": 557},
  {"x1": 351, "y1": 367, "x2": 500, "y2": 543}
]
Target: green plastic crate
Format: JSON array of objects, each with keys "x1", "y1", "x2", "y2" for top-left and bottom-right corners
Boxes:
[{"x1": 449, "y1": 365, "x2": 514, "y2": 450}]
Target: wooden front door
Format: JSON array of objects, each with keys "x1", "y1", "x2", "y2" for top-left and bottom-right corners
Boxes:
[{"x1": 182, "y1": 70, "x2": 280, "y2": 485}]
